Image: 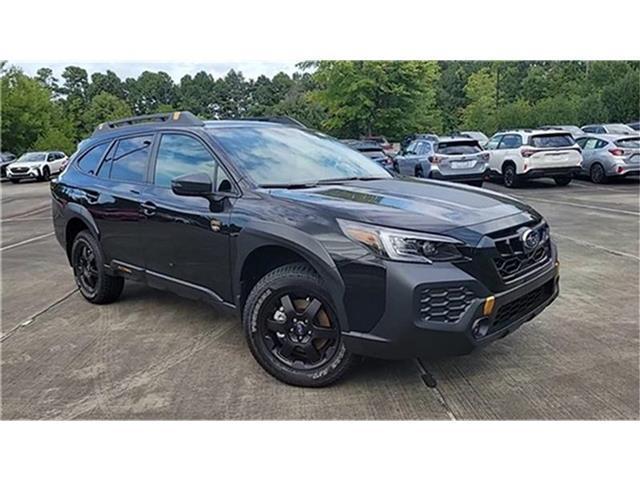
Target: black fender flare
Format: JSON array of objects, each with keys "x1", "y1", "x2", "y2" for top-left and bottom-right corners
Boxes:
[
  {"x1": 62, "y1": 203, "x2": 101, "y2": 258},
  {"x1": 232, "y1": 221, "x2": 349, "y2": 330}
]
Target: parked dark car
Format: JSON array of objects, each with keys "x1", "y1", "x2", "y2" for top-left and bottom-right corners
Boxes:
[
  {"x1": 342, "y1": 140, "x2": 395, "y2": 172},
  {"x1": 395, "y1": 136, "x2": 489, "y2": 186},
  {"x1": 52, "y1": 111, "x2": 559, "y2": 387},
  {"x1": 628, "y1": 122, "x2": 640, "y2": 132},
  {"x1": 1, "y1": 152, "x2": 17, "y2": 179},
  {"x1": 361, "y1": 135, "x2": 393, "y2": 153}
]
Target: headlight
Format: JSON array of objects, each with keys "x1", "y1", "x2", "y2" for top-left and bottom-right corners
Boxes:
[{"x1": 337, "y1": 219, "x2": 466, "y2": 263}]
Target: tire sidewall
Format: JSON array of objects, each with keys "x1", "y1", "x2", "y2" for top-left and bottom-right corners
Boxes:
[
  {"x1": 71, "y1": 232, "x2": 105, "y2": 301},
  {"x1": 243, "y1": 268, "x2": 350, "y2": 387},
  {"x1": 503, "y1": 165, "x2": 516, "y2": 187},
  {"x1": 591, "y1": 163, "x2": 605, "y2": 183}
]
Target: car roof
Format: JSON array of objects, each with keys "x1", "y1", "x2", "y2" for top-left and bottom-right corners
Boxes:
[
  {"x1": 497, "y1": 129, "x2": 568, "y2": 136},
  {"x1": 436, "y1": 136, "x2": 479, "y2": 143}
]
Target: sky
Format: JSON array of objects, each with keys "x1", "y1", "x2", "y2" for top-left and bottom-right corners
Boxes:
[{"x1": 13, "y1": 62, "x2": 301, "y2": 81}]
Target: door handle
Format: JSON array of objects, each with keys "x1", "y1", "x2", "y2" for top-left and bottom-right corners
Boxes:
[{"x1": 141, "y1": 201, "x2": 157, "y2": 216}]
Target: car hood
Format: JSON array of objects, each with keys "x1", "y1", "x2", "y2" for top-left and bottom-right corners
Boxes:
[
  {"x1": 268, "y1": 178, "x2": 541, "y2": 236},
  {"x1": 13, "y1": 160, "x2": 43, "y2": 166}
]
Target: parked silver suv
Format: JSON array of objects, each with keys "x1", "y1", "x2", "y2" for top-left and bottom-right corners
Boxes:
[
  {"x1": 395, "y1": 136, "x2": 489, "y2": 187},
  {"x1": 576, "y1": 134, "x2": 640, "y2": 183}
]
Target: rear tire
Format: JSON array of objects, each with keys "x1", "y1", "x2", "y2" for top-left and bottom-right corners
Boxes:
[
  {"x1": 71, "y1": 231, "x2": 124, "y2": 304},
  {"x1": 10, "y1": 179, "x2": 19, "y2": 184},
  {"x1": 553, "y1": 176, "x2": 572, "y2": 186},
  {"x1": 503, "y1": 164, "x2": 520, "y2": 188},
  {"x1": 590, "y1": 163, "x2": 607, "y2": 184},
  {"x1": 415, "y1": 166, "x2": 425, "y2": 178},
  {"x1": 243, "y1": 262, "x2": 355, "y2": 387}
]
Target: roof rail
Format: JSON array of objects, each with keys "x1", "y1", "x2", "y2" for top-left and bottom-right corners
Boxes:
[
  {"x1": 92, "y1": 111, "x2": 204, "y2": 137},
  {"x1": 240, "y1": 116, "x2": 307, "y2": 128}
]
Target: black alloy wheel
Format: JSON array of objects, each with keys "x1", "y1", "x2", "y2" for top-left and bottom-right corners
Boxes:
[
  {"x1": 243, "y1": 263, "x2": 354, "y2": 387},
  {"x1": 73, "y1": 239, "x2": 99, "y2": 296},
  {"x1": 261, "y1": 293, "x2": 339, "y2": 370}
]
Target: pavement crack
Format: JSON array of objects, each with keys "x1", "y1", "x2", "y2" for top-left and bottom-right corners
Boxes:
[
  {"x1": 414, "y1": 358, "x2": 457, "y2": 420},
  {"x1": 0, "y1": 288, "x2": 78, "y2": 343}
]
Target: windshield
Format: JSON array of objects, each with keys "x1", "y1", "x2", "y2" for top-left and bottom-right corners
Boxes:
[
  {"x1": 436, "y1": 141, "x2": 482, "y2": 155},
  {"x1": 607, "y1": 124, "x2": 635, "y2": 135},
  {"x1": 530, "y1": 134, "x2": 575, "y2": 148},
  {"x1": 209, "y1": 126, "x2": 391, "y2": 186},
  {"x1": 615, "y1": 138, "x2": 640, "y2": 149},
  {"x1": 18, "y1": 152, "x2": 46, "y2": 162}
]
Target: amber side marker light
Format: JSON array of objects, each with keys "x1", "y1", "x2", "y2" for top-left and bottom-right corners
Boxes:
[{"x1": 483, "y1": 296, "x2": 495, "y2": 316}]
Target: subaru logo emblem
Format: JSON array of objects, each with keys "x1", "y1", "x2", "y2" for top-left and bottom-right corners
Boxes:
[{"x1": 521, "y1": 228, "x2": 540, "y2": 252}]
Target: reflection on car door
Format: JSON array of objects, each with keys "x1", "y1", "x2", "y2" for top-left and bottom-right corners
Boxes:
[
  {"x1": 143, "y1": 132, "x2": 235, "y2": 303},
  {"x1": 93, "y1": 135, "x2": 154, "y2": 268}
]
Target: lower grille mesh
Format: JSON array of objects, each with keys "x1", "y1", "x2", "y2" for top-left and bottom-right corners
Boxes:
[{"x1": 419, "y1": 286, "x2": 475, "y2": 323}]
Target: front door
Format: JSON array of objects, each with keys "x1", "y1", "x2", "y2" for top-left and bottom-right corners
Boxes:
[{"x1": 142, "y1": 132, "x2": 235, "y2": 304}]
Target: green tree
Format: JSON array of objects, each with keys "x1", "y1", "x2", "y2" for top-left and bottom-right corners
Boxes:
[
  {"x1": 81, "y1": 92, "x2": 133, "y2": 136},
  {"x1": 125, "y1": 71, "x2": 176, "y2": 114},
  {"x1": 88, "y1": 70, "x2": 125, "y2": 100},
  {"x1": 461, "y1": 67, "x2": 497, "y2": 134},
  {"x1": 313, "y1": 61, "x2": 441, "y2": 139},
  {"x1": 602, "y1": 70, "x2": 640, "y2": 122}
]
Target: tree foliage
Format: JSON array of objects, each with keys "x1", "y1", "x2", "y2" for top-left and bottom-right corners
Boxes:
[{"x1": 1, "y1": 61, "x2": 638, "y2": 156}]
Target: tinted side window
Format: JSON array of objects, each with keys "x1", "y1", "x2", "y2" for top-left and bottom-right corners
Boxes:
[
  {"x1": 499, "y1": 134, "x2": 522, "y2": 149},
  {"x1": 575, "y1": 138, "x2": 588, "y2": 149},
  {"x1": 154, "y1": 134, "x2": 217, "y2": 188},
  {"x1": 77, "y1": 143, "x2": 110, "y2": 174},
  {"x1": 530, "y1": 134, "x2": 575, "y2": 148},
  {"x1": 109, "y1": 136, "x2": 153, "y2": 183}
]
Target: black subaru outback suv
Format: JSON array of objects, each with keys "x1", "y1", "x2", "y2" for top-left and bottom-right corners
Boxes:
[{"x1": 52, "y1": 112, "x2": 559, "y2": 387}]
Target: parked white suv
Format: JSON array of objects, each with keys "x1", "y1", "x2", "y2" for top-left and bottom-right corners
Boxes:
[
  {"x1": 6, "y1": 151, "x2": 68, "y2": 183},
  {"x1": 485, "y1": 130, "x2": 583, "y2": 187}
]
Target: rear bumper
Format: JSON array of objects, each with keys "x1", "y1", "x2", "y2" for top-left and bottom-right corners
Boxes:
[
  {"x1": 609, "y1": 163, "x2": 640, "y2": 177},
  {"x1": 342, "y1": 247, "x2": 559, "y2": 359},
  {"x1": 522, "y1": 166, "x2": 581, "y2": 178},
  {"x1": 429, "y1": 167, "x2": 488, "y2": 183}
]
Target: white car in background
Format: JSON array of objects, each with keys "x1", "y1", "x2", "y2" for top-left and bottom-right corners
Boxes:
[
  {"x1": 485, "y1": 129, "x2": 583, "y2": 188},
  {"x1": 6, "y1": 151, "x2": 68, "y2": 183}
]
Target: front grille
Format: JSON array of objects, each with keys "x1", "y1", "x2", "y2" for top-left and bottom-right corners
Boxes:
[
  {"x1": 489, "y1": 280, "x2": 554, "y2": 334},
  {"x1": 419, "y1": 285, "x2": 476, "y2": 323},
  {"x1": 11, "y1": 167, "x2": 29, "y2": 173},
  {"x1": 491, "y1": 222, "x2": 551, "y2": 282}
]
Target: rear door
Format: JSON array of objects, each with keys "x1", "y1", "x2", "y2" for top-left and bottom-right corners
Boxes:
[
  {"x1": 396, "y1": 140, "x2": 421, "y2": 175},
  {"x1": 143, "y1": 131, "x2": 235, "y2": 303},
  {"x1": 484, "y1": 134, "x2": 503, "y2": 172},
  {"x1": 93, "y1": 134, "x2": 154, "y2": 268}
]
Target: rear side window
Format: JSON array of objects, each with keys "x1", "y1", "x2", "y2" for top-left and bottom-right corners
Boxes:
[
  {"x1": 436, "y1": 141, "x2": 481, "y2": 155},
  {"x1": 499, "y1": 134, "x2": 522, "y2": 149},
  {"x1": 530, "y1": 134, "x2": 575, "y2": 148},
  {"x1": 76, "y1": 143, "x2": 110, "y2": 175},
  {"x1": 615, "y1": 138, "x2": 640, "y2": 148},
  {"x1": 154, "y1": 134, "x2": 218, "y2": 188},
  {"x1": 109, "y1": 135, "x2": 153, "y2": 183}
]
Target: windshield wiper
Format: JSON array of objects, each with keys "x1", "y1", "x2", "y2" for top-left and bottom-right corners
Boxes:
[
  {"x1": 259, "y1": 182, "x2": 320, "y2": 189},
  {"x1": 315, "y1": 176, "x2": 388, "y2": 184}
]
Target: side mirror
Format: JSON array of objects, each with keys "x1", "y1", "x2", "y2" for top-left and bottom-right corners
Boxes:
[{"x1": 171, "y1": 172, "x2": 213, "y2": 197}]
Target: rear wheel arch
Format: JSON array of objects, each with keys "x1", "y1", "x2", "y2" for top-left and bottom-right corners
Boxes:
[{"x1": 65, "y1": 217, "x2": 91, "y2": 262}]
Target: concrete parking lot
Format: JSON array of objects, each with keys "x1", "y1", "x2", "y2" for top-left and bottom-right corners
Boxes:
[{"x1": 1, "y1": 176, "x2": 638, "y2": 420}]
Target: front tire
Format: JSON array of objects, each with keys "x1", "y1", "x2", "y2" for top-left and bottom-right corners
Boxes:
[
  {"x1": 71, "y1": 231, "x2": 124, "y2": 304},
  {"x1": 415, "y1": 166, "x2": 425, "y2": 178},
  {"x1": 243, "y1": 262, "x2": 355, "y2": 387},
  {"x1": 503, "y1": 164, "x2": 520, "y2": 188},
  {"x1": 10, "y1": 179, "x2": 19, "y2": 184},
  {"x1": 41, "y1": 167, "x2": 50, "y2": 181},
  {"x1": 467, "y1": 180, "x2": 483, "y2": 187}
]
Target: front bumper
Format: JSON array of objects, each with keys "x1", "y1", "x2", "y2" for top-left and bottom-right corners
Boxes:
[
  {"x1": 522, "y1": 166, "x2": 581, "y2": 178},
  {"x1": 342, "y1": 251, "x2": 559, "y2": 359},
  {"x1": 7, "y1": 169, "x2": 39, "y2": 179}
]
